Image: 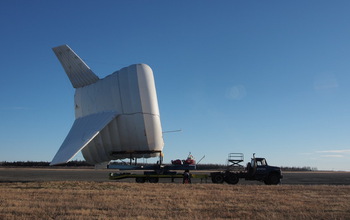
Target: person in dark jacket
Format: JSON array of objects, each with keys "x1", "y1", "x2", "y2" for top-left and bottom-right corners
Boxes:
[{"x1": 183, "y1": 169, "x2": 191, "y2": 184}]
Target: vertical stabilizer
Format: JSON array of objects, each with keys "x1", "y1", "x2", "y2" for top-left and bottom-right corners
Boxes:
[{"x1": 52, "y1": 45, "x2": 99, "y2": 88}]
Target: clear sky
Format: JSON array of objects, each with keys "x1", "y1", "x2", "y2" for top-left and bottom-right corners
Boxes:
[{"x1": 1, "y1": 0, "x2": 349, "y2": 171}]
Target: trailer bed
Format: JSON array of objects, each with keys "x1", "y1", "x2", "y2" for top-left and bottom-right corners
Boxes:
[{"x1": 109, "y1": 172, "x2": 209, "y2": 183}]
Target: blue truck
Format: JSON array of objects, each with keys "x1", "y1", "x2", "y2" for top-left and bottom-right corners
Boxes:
[{"x1": 210, "y1": 153, "x2": 283, "y2": 185}]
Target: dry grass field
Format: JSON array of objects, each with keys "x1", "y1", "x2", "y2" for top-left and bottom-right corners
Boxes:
[{"x1": 1, "y1": 181, "x2": 350, "y2": 219}]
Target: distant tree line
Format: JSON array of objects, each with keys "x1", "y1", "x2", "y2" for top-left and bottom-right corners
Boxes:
[
  {"x1": 280, "y1": 166, "x2": 318, "y2": 171},
  {"x1": 197, "y1": 164, "x2": 318, "y2": 171},
  {"x1": 1, "y1": 161, "x2": 317, "y2": 171},
  {"x1": 196, "y1": 164, "x2": 228, "y2": 170},
  {"x1": 0, "y1": 161, "x2": 93, "y2": 167}
]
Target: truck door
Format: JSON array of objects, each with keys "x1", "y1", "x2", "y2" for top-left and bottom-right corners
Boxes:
[{"x1": 255, "y1": 159, "x2": 267, "y2": 179}]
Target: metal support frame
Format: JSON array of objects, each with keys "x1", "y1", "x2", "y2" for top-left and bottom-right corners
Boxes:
[
  {"x1": 110, "y1": 150, "x2": 163, "y2": 166},
  {"x1": 227, "y1": 153, "x2": 244, "y2": 170}
]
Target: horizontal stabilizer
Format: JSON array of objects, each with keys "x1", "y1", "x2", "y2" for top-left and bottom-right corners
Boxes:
[
  {"x1": 52, "y1": 45, "x2": 99, "y2": 88},
  {"x1": 50, "y1": 111, "x2": 119, "y2": 165}
]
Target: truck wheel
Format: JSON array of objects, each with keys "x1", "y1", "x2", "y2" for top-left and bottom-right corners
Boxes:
[
  {"x1": 211, "y1": 173, "x2": 224, "y2": 184},
  {"x1": 266, "y1": 174, "x2": 280, "y2": 185},
  {"x1": 135, "y1": 177, "x2": 145, "y2": 183},
  {"x1": 148, "y1": 177, "x2": 159, "y2": 183},
  {"x1": 225, "y1": 173, "x2": 239, "y2": 185}
]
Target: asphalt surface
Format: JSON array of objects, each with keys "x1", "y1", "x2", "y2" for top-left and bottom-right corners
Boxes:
[{"x1": 1, "y1": 168, "x2": 350, "y2": 185}]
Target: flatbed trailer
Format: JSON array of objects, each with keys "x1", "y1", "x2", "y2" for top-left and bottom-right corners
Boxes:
[
  {"x1": 108, "y1": 162, "x2": 209, "y2": 183},
  {"x1": 109, "y1": 172, "x2": 209, "y2": 183}
]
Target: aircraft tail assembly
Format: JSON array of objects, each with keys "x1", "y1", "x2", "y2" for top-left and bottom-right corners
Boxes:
[{"x1": 50, "y1": 45, "x2": 164, "y2": 165}]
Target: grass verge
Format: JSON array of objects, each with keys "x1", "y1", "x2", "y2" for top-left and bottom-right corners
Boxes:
[{"x1": 1, "y1": 181, "x2": 349, "y2": 219}]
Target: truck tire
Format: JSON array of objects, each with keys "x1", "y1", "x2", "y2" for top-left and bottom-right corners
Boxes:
[
  {"x1": 148, "y1": 177, "x2": 159, "y2": 183},
  {"x1": 225, "y1": 173, "x2": 239, "y2": 185},
  {"x1": 135, "y1": 177, "x2": 146, "y2": 183},
  {"x1": 211, "y1": 173, "x2": 224, "y2": 184},
  {"x1": 265, "y1": 173, "x2": 280, "y2": 185}
]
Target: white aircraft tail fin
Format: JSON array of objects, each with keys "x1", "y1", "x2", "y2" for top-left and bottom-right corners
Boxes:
[
  {"x1": 50, "y1": 111, "x2": 118, "y2": 165},
  {"x1": 52, "y1": 45, "x2": 99, "y2": 88}
]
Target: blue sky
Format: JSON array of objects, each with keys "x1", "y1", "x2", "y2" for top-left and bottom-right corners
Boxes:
[{"x1": 1, "y1": 1, "x2": 350, "y2": 170}]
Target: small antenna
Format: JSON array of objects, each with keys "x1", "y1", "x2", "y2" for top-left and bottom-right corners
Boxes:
[
  {"x1": 162, "y1": 129, "x2": 182, "y2": 134},
  {"x1": 197, "y1": 155, "x2": 205, "y2": 165}
]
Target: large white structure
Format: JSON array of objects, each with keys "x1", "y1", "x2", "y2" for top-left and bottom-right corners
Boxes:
[{"x1": 50, "y1": 45, "x2": 164, "y2": 165}]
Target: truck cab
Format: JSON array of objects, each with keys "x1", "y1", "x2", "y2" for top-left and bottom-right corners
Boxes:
[{"x1": 247, "y1": 155, "x2": 283, "y2": 184}]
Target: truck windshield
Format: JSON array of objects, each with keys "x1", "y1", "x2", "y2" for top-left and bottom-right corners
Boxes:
[{"x1": 257, "y1": 159, "x2": 267, "y2": 166}]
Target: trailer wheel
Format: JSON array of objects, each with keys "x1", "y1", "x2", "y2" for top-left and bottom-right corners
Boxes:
[
  {"x1": 211, "y1": 173, "x2": 224, "y2": 184},
  {"x1": 225, "y1": 173, "x2": 239, "y2": 185},
  {"x1": 148, "y1": 177, "x2": 159, "y2": 183},
  {"x1": 135, "y1": 177, "x2": 146, "y2": 183}
]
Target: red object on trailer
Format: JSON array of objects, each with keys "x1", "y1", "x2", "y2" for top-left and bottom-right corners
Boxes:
[
  {"x1": 171, "y1": 159, "x2": 182, "y2": 165},
  {"x1": 183, "y1": 153, "x2": 196, "y2": 165},
  {"x1": 183, "y1": 158, "x2": 196, "y2": 165}
]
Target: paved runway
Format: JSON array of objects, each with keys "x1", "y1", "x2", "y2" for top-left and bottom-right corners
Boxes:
[{"x1": 1, "y1": 168, "x2": 349, "y2": 185}]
